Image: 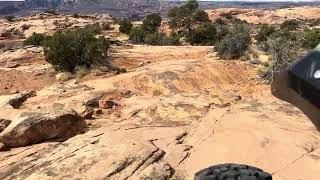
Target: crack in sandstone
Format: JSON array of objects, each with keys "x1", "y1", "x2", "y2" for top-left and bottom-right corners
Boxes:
[{"x1": 271, "y1": 148, "x2": 316, "y2": 175}]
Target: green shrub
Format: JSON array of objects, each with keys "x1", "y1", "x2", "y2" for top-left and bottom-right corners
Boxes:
[
  {"x1": 161, "y1": 33, "x2": 181, "y2": 45},
  {"x1": 24, "y1": 33, "x2": 47, "y2": 46},
  {"x1": 168, "y1": 0, "x2": 209, "y2": 36},
  {"x1": 259, "y1": 38, "x2": 298, "y2": 82},
  {"x1": 145, "y1": 32, "x2": 164, "y2": 45},
  {"x1": 221, "y1": 13, "x2": 233, "y2": 20},
  {"x1": 118, "y1": 19, "x2": 133, "y2": 34},
  {"x1": 215, "y1": 18, "x2": 226, "y2": 25},
  {"x1": 216, "y1": 25, "x2": 251, "y2": 59},
  {"x1": 280, "y1": 19, "x2": 299, "y2": 31},
  {"x1": 255, "y1": 24, "x2": 276, "y2": 42},
  {"x1": 186, "y1": 22, "x2": 217, "y2": 45},
  {"x1": 301, "y1": 28, "x2": 320, "y2": 50},
  {"x1": 73, "y1": 13, "x2": 79, "y2": 18},
  {"x1": 84, "y1": 23, "x2": 102, "y2": 34},
  {"x1": 101, "y1": 22, "x2": 114, "y2": 30},
  {"x1": 43, "y1": 28, "x2": 110, "y2": 72},
  {"x1": 142, "y1": 13, "x2": 162, "y2": 33},
  {"x1": 4, "y1": 16, "x2": 15, "y2": 22},
  {"x1": 129, "y1": 26, "x2": 145, "y2": 44},
  {"x1": 310, "y1": 18, "x2": 320, "y2": 27}
]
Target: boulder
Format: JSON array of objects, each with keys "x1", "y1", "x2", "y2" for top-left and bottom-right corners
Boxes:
[
  {"x1": 8, "y1": 91, "x2": 36, "y2": 109},
  {"x1": 0, "y1": 119, "x2": 11, "y2": 133},
  {"x1": 0, "y1": 108, "x2": 85, "y2": 148}
]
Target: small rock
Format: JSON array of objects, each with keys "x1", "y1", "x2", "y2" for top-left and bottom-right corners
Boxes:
[
  {"x1": 85, "y1": 96, "x2": 102, "y2": 108},
  {"x1": 121, "y1": 90, "x2": 134, "y2": 98},
  {"x1": 0, "y1": 142, "x2": 5, "y2": 151},
  {"x1": 99, "y1": 100, "x2": 118, "y2": 109},
  {"x1": 95, "y1": 109, "x2": 103, "y2": 115},
  {"x1": 9, "y1": 91, "x2": 36, "y2": 109},
  {"x1": 0, "y1": 119, "x2": 11, "y2": 133},
  {"x1": 83, "y1": 110, "x2": 94, "y2": 119},
  {"x1": 5, "y1": 61, "x2": 20, "y2": 68},
  {"x1": 56, "y1": 72, "x2": 73, "y2": 82},
  {"x1": 138, "y1": 62, "x2": 145, "y2": 67},
  {"x1": 233, "y1": 95, "x2": 242, "y2": 102}
]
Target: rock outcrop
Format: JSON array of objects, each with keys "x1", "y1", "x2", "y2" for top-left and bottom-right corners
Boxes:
[{"x1": 0, "y1": 107, "x2": 85, "y2": 148}]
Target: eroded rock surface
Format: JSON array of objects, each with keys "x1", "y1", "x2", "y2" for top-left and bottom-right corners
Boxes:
[
  {"x1": 0, "y1": 45, "x2": 319, "y2": 180},
  {"x1": 0, "y1": 107, "x2": 85, "y2": 148}
]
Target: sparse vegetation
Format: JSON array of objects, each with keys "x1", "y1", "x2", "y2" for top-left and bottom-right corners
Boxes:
[
  {"x1": 142, "y1": 13, "x2": 162, "y2": 33},
  {"x1": 186, "y1": 22, "x2": 217, "y2": 45},
  {"x1": 24, "y1": 33, "x2": 47, "y2": 46},
  {"x1": 259, "y1": 37, "x2": 299, "y2": 82},
  {"x1": 216, "y1": 24, "x2": 251, "y2": 59},
  {"x1": 129, "y1": 26, "x2": 145, "y2": 44},
  {"x1": 118, "y1": 18, "x2": 133, "y2": 34},
  {"x1": 144, "y1": 32, "x2": 165, "y2": 45},
  {"x1": 4, "y1": 16, "x2": 15, "y2": 22},
  {"x1": 84, "y1": 23, "x2": 102, "y2": 34},
  {"x1": 168, "y1": 0, "x2": 210, "y2": 36},
  {"x1": 43, "y1": 27, "x2": 110, "y2": 72},
  {"x1": 101, "y1": 22, "x2": 114, "y2": 30},
  {"x1": 301, "y1": 28, "x2": 320, "y2": 50},
  {"x1": 280, "y1": 19, "x2": 300, "y2": 31},
  {"x1": 72, "y1": 13, "x2": 79, "y2": 18},
  {"x1": 255, "y1": 24, "x2": 276, "y2": 42}
]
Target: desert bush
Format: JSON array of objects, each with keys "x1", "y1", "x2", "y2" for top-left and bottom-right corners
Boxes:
[
  {"x1": 73, "y1": 13, "x2": 79, "y2": 18},
  {"x1": 142, "y1": 13, "x2": 162, "y2": 33},
  {"x1": 270, "y1": 29, "x2": 299, "y2": 42},
  {"x1": 84, "y1": 23, "x2": 102, "y2": 34},
  {"x1": 118, "y1": 18, "x2": 133, "y2": 34},
  {"x1": 144, "y1": 32, "x2": 164, "y2": 45},
  {"x1": 101, "y1": 22, "x2": 114, "y2": 30},
  {"x1": 4, "y1": 16, "x2": 15, "y2": 22},
  {"x1": 24, "y1": 33, "x2": 46, "y2": 46},
  {"x1": 259, "y1": 38, "x2": 298, "y2": 82},
  {"x1": 280, "y1": 19, "x2": 299, "y2": 31},
  {"x1": 255, "y1": 24, "x2": 276, "y2": 42},
  {"x1": 161, "y1": 33, "x2": 181, "y2": 45},
  {"x1": 310, "y1": 18, "x2": 320, "y2": 27},
  {"x1": 220, "y1": 13, "x2": 233, "y2": 20},
  {"x1": 168, "y1": 0, "x2": 209, "y2": 36},
  {"x1": 215, "y1": 18, "x2": 226, "y2": 25},
  {"x1": 301, "y1": 28, "x2": 320, "y2": 50},
  {"x1": 43, "y1": 27, "x2": 110, "y2": 72},
  {"x1": 128, "y1": 26, "x2": 145, "y2": 44},
  {"x1": 216, "y1": 25, "x2": 251, "y2": 59},
  {"x1": 215, "y1": 25, "x2": 229, "y2": 41},
  {"x1": 186, "y1": 22, "x2": 217, "y2": 45}
]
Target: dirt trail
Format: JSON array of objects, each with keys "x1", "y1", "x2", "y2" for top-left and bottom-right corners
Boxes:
[{"x1": 0, "y1": 45, "x2": 319, "y2": 179}]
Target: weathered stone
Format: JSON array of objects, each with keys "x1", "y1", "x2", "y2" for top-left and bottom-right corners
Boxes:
[
  {"x1": 84, "y1": 96, "x2": 102, "y2": 108},
  {"x1": 0, "y1": 119, "x2": 11, "y2": 133},
  {"x1": 99, "y1": 100, "x2": 118, "y2": 109},
  {"x1": 0, "y1": 108, "x2": 85, "y2": 148},
  {"x1": 4, "y1": 61, "x2": 20, "y2": 68},
  {"x1": 8, "y1": 91, "x2": 36, "y2": 109},
  {"x1": 95, "y1": 109, "x2": 103, "y2": 115},
  {"x1": 83, "y1": 110, "x2": 94, "y2": 119}
]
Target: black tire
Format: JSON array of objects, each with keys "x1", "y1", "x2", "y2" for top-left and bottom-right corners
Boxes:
[{"x1": 195, "y1": 163, "x2": 272, "y2": 180}]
